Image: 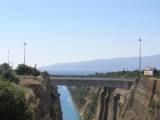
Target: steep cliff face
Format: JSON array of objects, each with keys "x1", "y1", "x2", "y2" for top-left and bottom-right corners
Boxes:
[
  {"x1": 69, "y1": 79, "x2": 160, "y2": 120},
  {"x1": 69, "y1": 87, "x2": 101, "y2": 120},
  {"x1": 98, "y1": 87, "x2": 115, "y2": 120},
  {"x1": 97, "y1": 88, "x2": 129, "y2": 120},
  {"x1": 120, "y1": 79, "x2": 160, "y2": 120},
  {"x1": 69, "y1": 86, "x2": 130, "y2": 120},
  {"x1": 19, "y1": 76, "x2": 62, "y2": 120},
  {"x1": 98, "y1": 79, "x2": 160, "y2": 120}
]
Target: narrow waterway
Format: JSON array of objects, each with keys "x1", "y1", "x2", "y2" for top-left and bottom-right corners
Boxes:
[{"x1": 58, "y1": 86, "x2": 81, "y2": 120}]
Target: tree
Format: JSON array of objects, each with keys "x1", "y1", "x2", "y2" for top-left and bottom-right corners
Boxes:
[
  {"x1": 0, "y1": 63, "x2": 19, "y2": 83},
  {"x1": 15, "y1": 64, "x2": 40, "y2": 76},
  {"x1": 0, "y1": 80, "x2": 34, "y2": 120}
]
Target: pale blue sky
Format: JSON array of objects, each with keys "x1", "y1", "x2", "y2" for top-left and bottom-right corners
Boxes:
[{"x1": 0, "y1": 0, "x2": 160, "y2": 67}]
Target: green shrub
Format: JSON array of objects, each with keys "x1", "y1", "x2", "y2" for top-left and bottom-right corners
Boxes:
[
  {"x1": 0, "y1": 80, "x2": 34, "y2": 120},
  {"x1": 15, "y1": 64, "x2": 40, "y2": 76},
  {"x1": 0, "y1": 63, "x2": 19, "y2": 83},
  {"x1": 93, "y1": 70, "x2": 140, "y2": 78}
]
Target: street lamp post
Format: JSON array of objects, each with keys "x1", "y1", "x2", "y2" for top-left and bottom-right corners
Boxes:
[
  {"x1": 138, "y1": 38, "x2": 142, "y2": 80},
  {"x1": 24, "y1": 43, "x2": 27, "y2": 65},
  {"x1": 8, "y1": 51, "x2": 10, "y2": 65},
  {"x1": 12, "y1": 60, "x2": 13, "y2": 70}
]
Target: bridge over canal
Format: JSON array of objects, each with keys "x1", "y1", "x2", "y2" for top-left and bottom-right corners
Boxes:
[{"x1": 50, "y1": 76, "x2": 134, "y2": 89}]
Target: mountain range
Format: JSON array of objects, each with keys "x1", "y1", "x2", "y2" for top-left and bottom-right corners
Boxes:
[{"x1": 40, "y1": 54, "x2": 160, "y2": 75}]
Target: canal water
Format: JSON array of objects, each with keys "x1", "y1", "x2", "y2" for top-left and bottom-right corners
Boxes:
[{"x1": 58, "y1": 86, "x2": 81, "y2": 120}]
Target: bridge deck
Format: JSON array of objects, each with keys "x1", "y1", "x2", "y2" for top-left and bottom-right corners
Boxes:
[{"x1": 49, "y1": 76, "x2": 134, "y2": 89}]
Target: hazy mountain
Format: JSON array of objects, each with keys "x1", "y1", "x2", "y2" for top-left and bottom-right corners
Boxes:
[{"x1": 40, "y1": 54, "x2": 160, "y2": 75}]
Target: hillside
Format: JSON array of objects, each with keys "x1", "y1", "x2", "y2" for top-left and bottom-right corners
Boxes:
[{"x1": 41, "y1": 54, "x2": 160, "y2": 75}]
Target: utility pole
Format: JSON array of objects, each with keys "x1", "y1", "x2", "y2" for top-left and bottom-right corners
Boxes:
[
  {"x1": 8, "y1": 51, "x2": 10, "y2": 65},
  {"x1": 138, "y1": 38, "x2": 142, "y2": 80},
  {"x1": 12, "y1": 60, "x2": 13, "y2": 70},
  {"x1": 35, "y1": 64, "x2": 37, "y2": 69},
  {"x1": 24, "y1": 43, "x2": 27, "y2": 65}
]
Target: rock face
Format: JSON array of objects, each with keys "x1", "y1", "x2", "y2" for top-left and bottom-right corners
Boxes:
[
  {"x1": 69, "y1": 79, "x2": 160, "y2": 120},
  {"x1": 96, "y1": 88, "x2": 128, "y2": 120},
  {"x1": 19, "y1": 76, "x2": 63, "y2": 120},
  {"x1": 99, "y1": 87, "x2": 115, "y2": 120},
  {"x1": 98, "y1": 79, "x2": 160, "y2": 120},
  {"x1": 120, "y1": 79, "x2": 160, "y2": 120}
]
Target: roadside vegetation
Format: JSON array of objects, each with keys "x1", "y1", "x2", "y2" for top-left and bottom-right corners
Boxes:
[
  {"x1": 0, "y1": 63, "x2": 19, "y2": 83},
  {"x1": 0, "y1": 63, "x2": 62, "y2": 120},
  {"x1": 93, "y1": 70, "x2": 140, "y2": 78},
  {"x1": 0, "y1": 80, "x2": 34, "y2": 120},
  {"x1": 15, "y1": 64, "x2": 40, "y2": 76},
  {"x1": 0, "y1": 63, "x2": 34, "y2": 120},
  {"x1": 92, "y1": 69, "x2": 160, "y2": 78}
]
